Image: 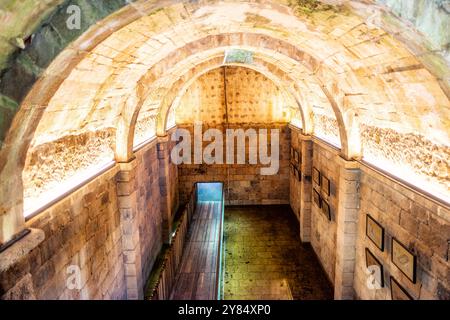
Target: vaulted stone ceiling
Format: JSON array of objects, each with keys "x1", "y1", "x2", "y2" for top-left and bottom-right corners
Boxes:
[
  {"x1": 0, "y1": 0, "x2": 449, "y2": 241},
  {"x1": 172, "y1": 66, "x2": 293, "y2": 127}
]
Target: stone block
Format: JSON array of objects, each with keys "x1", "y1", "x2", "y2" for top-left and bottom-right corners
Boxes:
[
  {"x1": 117, "y1": 182, "x2": 133, "y2": 196},
  {"x1": 344, "y1": 222, "x2": 357, "y2": 234},
  {"x1": 116, "y1": 171, "x2": 132, "y2": 182},
  {"x1": 437, "y1": 282, "x2": 450, "y2": 300},
  {"x1": 341, "y1": 208, "x2": 359, "y2": 222},
  {"x1": 32, "y1": 260, "x2": 55, "y2": 289},
  {"x1": 428, "y1": 215, "x2": 450, "y2": 239},
  {"x1": 122, "y1": 232, "x2": 139, "y2": 251},
  {"x1": 417, "y1": 223, "x2": 447, "y2": 258},
  {"x1": 399, "y1": 211, "x2": 419, "y2": 236},
  {"x1": 82, "y1": 192, "x2": 96, "y2": 208},
  {"x1": 410, "y1": 203, "x2": 429, "y2": 221},
  {"x1": 126, "y1": 288, "x2": 139, "y2": 300},
  {"x1": 117, "y1": 192, "x2": 137, "y2": 209},
  {"x1": 124, "y1": 263, "x2": 137, "y2": 277}
]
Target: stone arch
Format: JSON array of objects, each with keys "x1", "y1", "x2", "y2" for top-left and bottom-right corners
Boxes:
[
  {"x1": 0, "y1": 0, "x2": 448, "y2": 243},
  {"x1": 108, "y1": 31, "x2": 355, "y2": 162},
  {"x1": 0, "y1": 15, "x2": 352, "y2": 243},
  {"x1": 99, "y1": 32, "x2": 354, "y2": 162},
  {"x1": 125, "y1": 52, "x2": 313, "y2": 148},
  {"x1": 155, "y1": 60, "x2": 309, "y2": 135},
  {"x1": 158, "y1": 62, "x2": 305, "y2": 133}
]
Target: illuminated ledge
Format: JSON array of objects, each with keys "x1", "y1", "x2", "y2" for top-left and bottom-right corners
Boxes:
[
  {"x1": 24, "y1": 161, "x2": 116, "y2": 221},
  {"x1": 359, "y1": 161, "x2": 450, "y2": 209},
  {"x1": 0, "y1": 229, "x2": 30, "y2": 253},
  {"x1": 24, "y1": 133, "x2": 172, "y2": 221},
  {"x1": 287, "y1": 124, "x2": 449, "y2": 208},
  {"x1": 312, "y1": 136, "x2": 342, "y2": 154},
  {"x1": 133, "y1": 136, "x2": 157, "y2": 153},
  {"x1": 288, "y1": 124, "x2": 343, "y2": 152},
  {"x1": 133, "y1": 126, "x2": 178, "y2": 153}
]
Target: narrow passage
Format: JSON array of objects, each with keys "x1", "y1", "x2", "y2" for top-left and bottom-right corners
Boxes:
[{"x1": 170, "y1": 201, "x2": 222, "y2": 300}]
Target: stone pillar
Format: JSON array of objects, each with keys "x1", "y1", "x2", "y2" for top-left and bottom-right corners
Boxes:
[
  {"x1": 0, "y1": 175, "x2": 25, "y2": 245},
  {"x1": 116, "y1": 159, "x2": 143, "y2": 300},
  {"x1": 289, "y1": 127, "x2": 301, "y2": 222},
  {"x1": 157, "y1": 135, "x2": 172, "y2": 244},
  {"x1": 334, "y1": 158, "x2": 360, "y2": 300},
  {"x1": 299, "y1": 134, "x2": 313, "y2": 243}
]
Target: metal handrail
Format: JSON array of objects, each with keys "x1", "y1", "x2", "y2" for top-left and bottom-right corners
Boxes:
[{"x1": 215, "y1": 187, "x2": 226, "y2": 300}]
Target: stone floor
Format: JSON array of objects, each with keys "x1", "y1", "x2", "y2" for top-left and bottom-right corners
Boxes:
[{"x1": 223, "y1": 205, "x2": 334, "y2": 300}]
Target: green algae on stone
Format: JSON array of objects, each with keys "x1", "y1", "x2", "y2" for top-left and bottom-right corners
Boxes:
[
  {"x1": 0, "y1": 0, "x2": 134, "y2": 146},
  {"x1": 0, "y1": 94, "x2": 19, "y2": 145},
  {"x1": 245, "y1": 13, "x2": 272, "y2": 25},
  {"x1": 288, "y1": 0, "x2": 334, "y2": 16}
]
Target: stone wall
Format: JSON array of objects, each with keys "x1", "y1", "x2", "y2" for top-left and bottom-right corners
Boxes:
[
  {"x1": 310, "y1": 140, "x2": 341, "y2": 285},
  {"x1": 0, "y1": 165, "x2": 126, "y2": 300},
  {"x1": 354, "y1": 165, "x2": 450, "y2": 300},
  {"x1": 134, "y1": 141, "x2": 164, "y2": 288},
  {"x1": 0, "y1": 137, "x2": 179, "y2": 300},
  {"x1": 290, "y1": 129, "x2": 302, "y2": 221},
  {"x1": 175, "y1": 66, "x2": 291, "y2": 206},
  {"x1": 298, "y1": 131, "x2": 450, "y2": 300},
  {"x1": 177, "y1": 124, "x2": 290, "y2": 206}
]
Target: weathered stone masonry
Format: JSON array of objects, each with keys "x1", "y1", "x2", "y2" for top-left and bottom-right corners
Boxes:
[
  {"x1": 355, "y1": 166, "x2": 450, "y2": 300},
  {"x1": 0, "y1": 0, "x2": 448, "y2": 301},
  {"x1": 177, "y1": 123, "x2": 290, "y2": 206},
  {"x1": 1, "y1": 166, "x2": 126, "y2": 300},
  {"x1": 290, "y1": 126, "x2": 450, "y2": 300},
  {"x1": 1, "y1": 125, "x2": 448, "y2": 300},
  {"x1": 0, "y1": 137, "x2": 179, "y2": 300}
]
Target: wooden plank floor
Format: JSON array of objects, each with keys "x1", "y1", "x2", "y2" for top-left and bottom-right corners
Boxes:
[{"x1": 170, "y1": 201, "x2": 222, "y2": 300}]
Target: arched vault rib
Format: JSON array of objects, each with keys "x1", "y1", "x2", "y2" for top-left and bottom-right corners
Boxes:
[
  {"x1": 118, "y1": 46, "x2": 347, "y2": 159},
  {"x1": 149, "y1": 52, "x2": 319, "y2": 134},
  {"x1": 161, "y1": 62, "x2": 302, "y2": 130},
  {"x1": 125, "y1": 51, "x2": 317, "y2": 151},
  {"x1": 33, "y1": 32, "x2": 354, "y2": 161},
  {"x1": 29, "y1": 1, "x2": 394, "y2": 161},
  {"x1": 105, "y1": 32, "x2": 355, "y2": 161},
  {"x1": 154, "y1": 59, "x2": 306, "y2": 134},
  {"x1": 1, "y1": 0, "x2": 448, "y2": 243},
  {"x1": 19, "y1": 1, "x2": 447, "y2": 172}
]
